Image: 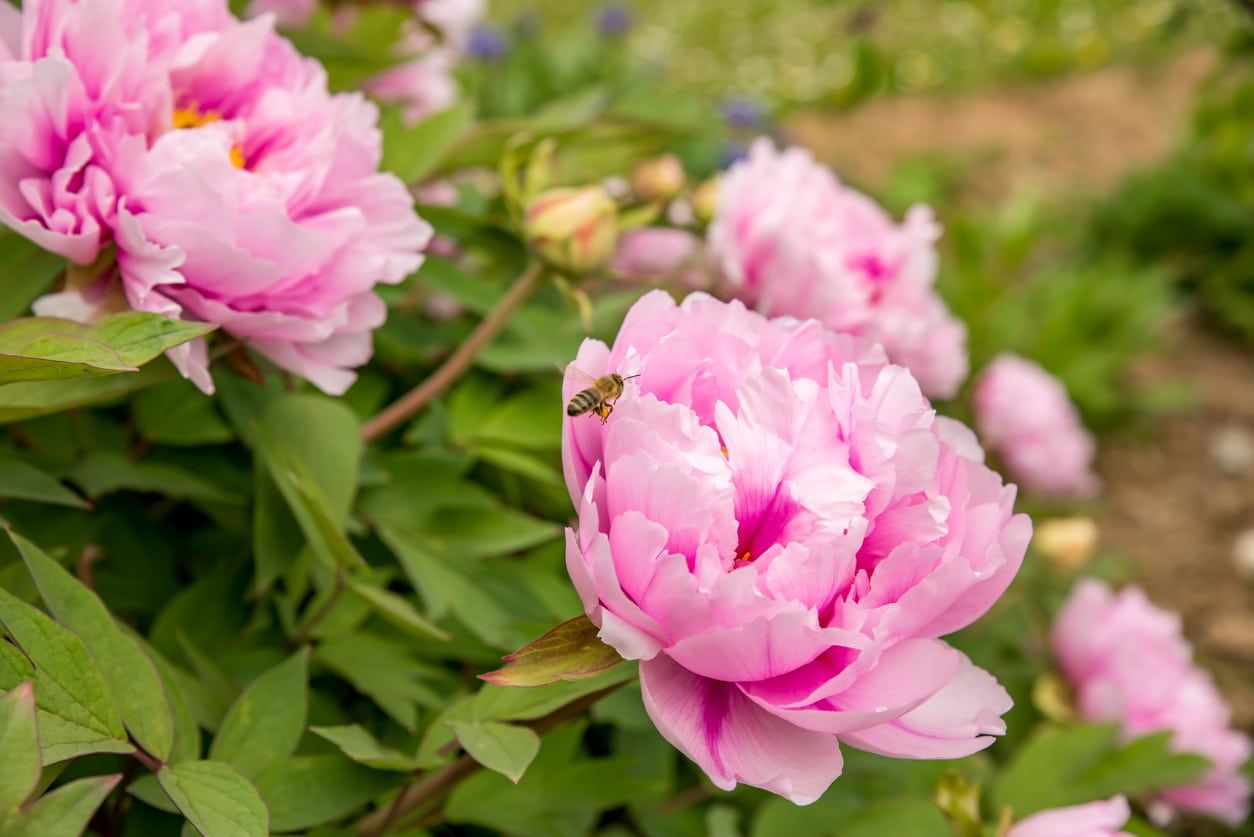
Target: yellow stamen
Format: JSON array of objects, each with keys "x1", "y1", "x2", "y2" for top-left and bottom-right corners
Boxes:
[
  {"x1": 720, "y1": 444, "x2": 729, "y2": 458},
  {"x1": 735, "y1": 551, "x2": 753, "y2": 565},
  {"x1": 172, "y1": 104, "x2": 246, "y2": 169}
]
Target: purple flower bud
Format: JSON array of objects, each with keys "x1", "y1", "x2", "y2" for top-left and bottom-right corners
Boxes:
[
  {"x1": 721, "y1": 96, "x2": 766, "y2": 131},
  {"x1": 596, "y1": 4, "x2": 633, "y2": 38},
  {"x1": 467, "y1": 26, "x2": 508, "y2": 62}
]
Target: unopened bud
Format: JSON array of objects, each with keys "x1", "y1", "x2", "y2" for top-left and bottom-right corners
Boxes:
[
  {"x1": 629, "y1": 155, "x2": 685, "y2": 203},
  {"x1": 1034, "y1": 516, "x2": 1099, "y2": 570},
  {"x1": 524, "y1": 186, "x2": 619, "y2": 274},
  {"x1": 691, "y1": 177, "x2": 720, "y2": 225}
]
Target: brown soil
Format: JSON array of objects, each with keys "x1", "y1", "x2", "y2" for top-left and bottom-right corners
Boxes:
[
  {"x1": 785, "y1": 48, "x2": 1254, "y2": 730},
  {"x1": 1097, "y1": 322, "x2": 1254, "y2": 730},
  {"x1": 786, "y1": 49, "x2": 1217, "y2": 202}
]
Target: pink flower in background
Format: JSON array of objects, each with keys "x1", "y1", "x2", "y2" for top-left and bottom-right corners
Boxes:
[
  {"x1": 562, "y1": 291, "x2": 1029, "y2": 803},
  {"x1": 0, "y1": 0, "x2": 430, "y2": 394},
  {"x1": 1053, "y1": 580, "x2": 1252, "y2": 826},
  {"x1": 609, "y1": 228, "x2": 707, "y2": 288},
  {"x1": 708, "y1": 139, "x2": 969, "y2": 399},
  {"x1": 1008, "y1": 796, "x2": 1133, "y2": 837},
  {"x1": 974, "y1": 354, "x2": 1099, "y2": 499}
]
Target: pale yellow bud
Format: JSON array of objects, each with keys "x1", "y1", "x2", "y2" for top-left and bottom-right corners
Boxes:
[
  {"x1": 1033, "y1": 516, "x2": 1099, "y2": 571},
  {"x1": 629, "y1": 155, "x2": 686, "y2": 203},
  {"x1": 524, "y1": 186, "x2": 619, "y2": 274},
  {"x1": 691, "y1": 177, "x2": 721, "y2": 225}
]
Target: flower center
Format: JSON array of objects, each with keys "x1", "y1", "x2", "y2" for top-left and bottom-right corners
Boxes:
[{"x1": 171, "y1": 104, "x2": 247, "y2": 169}]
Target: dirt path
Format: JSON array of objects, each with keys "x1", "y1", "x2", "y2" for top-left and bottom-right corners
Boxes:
[
  {"x1": 786, "y1": 49, "x2": 1216, "y2": 202},
  {"x1": 786, "y1": 48, "x2": 1254, "y2": 730},
  {"x1": 1097, "y1": 322, "x2": 1254, "y2": 730}
]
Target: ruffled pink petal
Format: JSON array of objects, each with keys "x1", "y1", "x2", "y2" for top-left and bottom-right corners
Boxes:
[{"x1": 640, "y1": 653, "x2": 844, "y2": 805}]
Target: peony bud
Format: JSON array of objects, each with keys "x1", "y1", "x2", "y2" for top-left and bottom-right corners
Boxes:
[
  {"x1": 524, "y1": 186, "x2": 619, "y2": 274},
  {"x1": 1033, "y1": 516, "x2": 1099, "y2": 571},
  {"x1": 629, "y1": 154, "x2": 685, "y2": 203},
  {"x1": 690, "y1": 176, "x2": 720, "y2": 225}
]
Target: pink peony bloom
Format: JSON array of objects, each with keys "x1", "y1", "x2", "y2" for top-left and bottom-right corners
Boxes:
[
  {"x1": 708, "y1": 139, "x2": 968, "y2": 399},
  {"x1": 609, "y1": 228, "x2": 707, "y2": 289},
  {"x1": 1053, "y1": 580, "x2": 1253, "y2": 826},
  {"x1": 1008, "y1": 796, "x2": 1133, "y2": 837},
  {"x1": 1, "y1": 0, "x2": 430, "y2": 394},
  {"x1": 974, "y1": 355, "x2": 1099, "y2": 499},
  {"x1": 561, "y1": 291, "x2": 1030, "y2": 803}
]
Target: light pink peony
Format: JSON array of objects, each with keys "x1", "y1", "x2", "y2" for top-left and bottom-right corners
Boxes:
[
  {"x1": 708, "y1": 139, "x2": 968, "y2": 399},
  {"x1": 609, "y1": 228, "x2": 707, "y2": 288},
  {"x1": 561, "y1": 291, "x2": 1030, "y2": 803},
  {"x1": 1, "y1": 0, "x2": 430, "y2": 394},
  {"x1": 1008, "y1": 796, "x2": 1133, "y2": 837},
  {"x1": 973, "y1": 355, "x2": 1099, "y2": 499},
  {"x1": 1053, "y1": 580, "x2": 1252, "y2": 826}
]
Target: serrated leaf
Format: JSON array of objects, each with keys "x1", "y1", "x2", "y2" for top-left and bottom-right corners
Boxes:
[
  {"x1": 252, "y1": 753, "x2": 398, "y2": 832},
  {"x1": 481, "y1": 616, "x2": 622, "y2": 687},
  {"x1": 447, "y1": 721, "x2": 540, "y2": 784},
  {"x1": 0, "y1": 682, "x2": 40, "y2": 812},
  {"x1": 5, "y1": 774, "x2": 121, "y2": 837},
  {"x1": 344, "y1": 577, "x2": 449, "y2": 641},
  {"x1": 0, "y1": 588, "x2": 128, "y2": 756},
  {"x1": 208, "y1": 650, "x2": 307, "y2": 778},
  {"x1": 309, "y1": 724, "x2": 422, "y2": 773},
  {"x1": 0, "y1": 458, "x2": 87, "y2": 508},
  {"x1": 13, "y1": 531, "x2": 174, "y2": 761},
  {"x1": 0, "y1": 313, "x2": 213, "y2": 384},
  {"x1": 158, "y1": 761, "x2": 268, "y2": 837}
]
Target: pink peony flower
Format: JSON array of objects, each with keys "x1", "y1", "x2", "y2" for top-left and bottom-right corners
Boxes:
[
  {"x1": 973, "y1": 355, "x2": 1099, "y2": 499},
  {"x1": 708, "y1": 139, "x2": 968, "y2": 399},
  {"x1": 1, "y1": 0, "x2": 430, "y2": 394},
  {"x1": 609, "y1": 228, "x2": 707, "y2": 289},
  {"x1": 561, "y1": 291, "x2": 1030, "y2": 803},
  {"x1": 1053, "y1": 580, "x2": 1252, "y2": 826},
  {"x1": 1008, "y1": 796, "x2": 1133, "y2": 837}
]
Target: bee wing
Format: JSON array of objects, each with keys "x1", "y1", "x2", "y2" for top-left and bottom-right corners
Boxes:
[{"x1": 560, "y1": 363, "x2": 600, "y2": 389}]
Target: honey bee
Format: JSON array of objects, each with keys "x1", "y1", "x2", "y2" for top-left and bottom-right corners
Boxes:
[{"x1": 565, "y1": 367, "x2": 639, "y2": 424}]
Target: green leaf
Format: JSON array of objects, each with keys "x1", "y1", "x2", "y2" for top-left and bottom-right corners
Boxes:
[
  {"x1": 447, "y1": 720, "x2": 540, "y2": 783},
  {"x1": 0, "y1": 362, "x2": 173, "y2": 425},
  {"x1": 0, "y1": 458, "x2": 87, "y2": 508},
  {"x1": 0, "y1": 643, "x2": 130, "y2": 766},
  {"x1": 0, "y1": 313, "x2": 213, "y2": 384},
  {"x1": 208, "y1": 650, "x2": 308, "y2": 778},
  {"x1": 840, "y1": 801, "x2": 951, "y2": 837},
  {"x1": 0, "y1": 233, "x2": 64, "y2": 320},
  {"x1": 0, "y1": 682, "x2": 40, "y2": 812},
  {"x1": 252, "y1": 753, "x2": 398, "y2": 832},
  {"x1": 13, "y1": 531, "x2": 174, "y2": 761},
  {"x1": 344, "y1": 577, "x2": 449, "y2": 641},
  {"x1": 65, "y1": 453, "x2": 239, "y2": 505},
  {"x1": 994, "y1": 723, "x2": 1210, "y2": 818},
  {"x1": 133, "y1": 379, "x2": 233, "y2": 446},
  {"x1": 316, "y1": 632, "x2": 437, "y2": 731},
  {"x1": 382, "y1": 99, "x2": 476, "y2": 183},
  {"x1": 0, "y1": 588, "x2": 128, "y2": 761},
  {"x1": 4, "y1": 773, "x2": 121, "y2": 837},
  {"x1": 482, "y1": 616, "x2": 622, "y2": 687},
  {"x1": 157, "y1": 761, "x2": 268, "y2": 837},
  {"x1": 254, "y1": 395, "x2": 366, "y2": 571},
  {"x1": 472, "y1": 444, "x2": 564, "y2": 487},
  {"x1": 309, "y1": 724, "x2": 423, "y2": 773}
]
